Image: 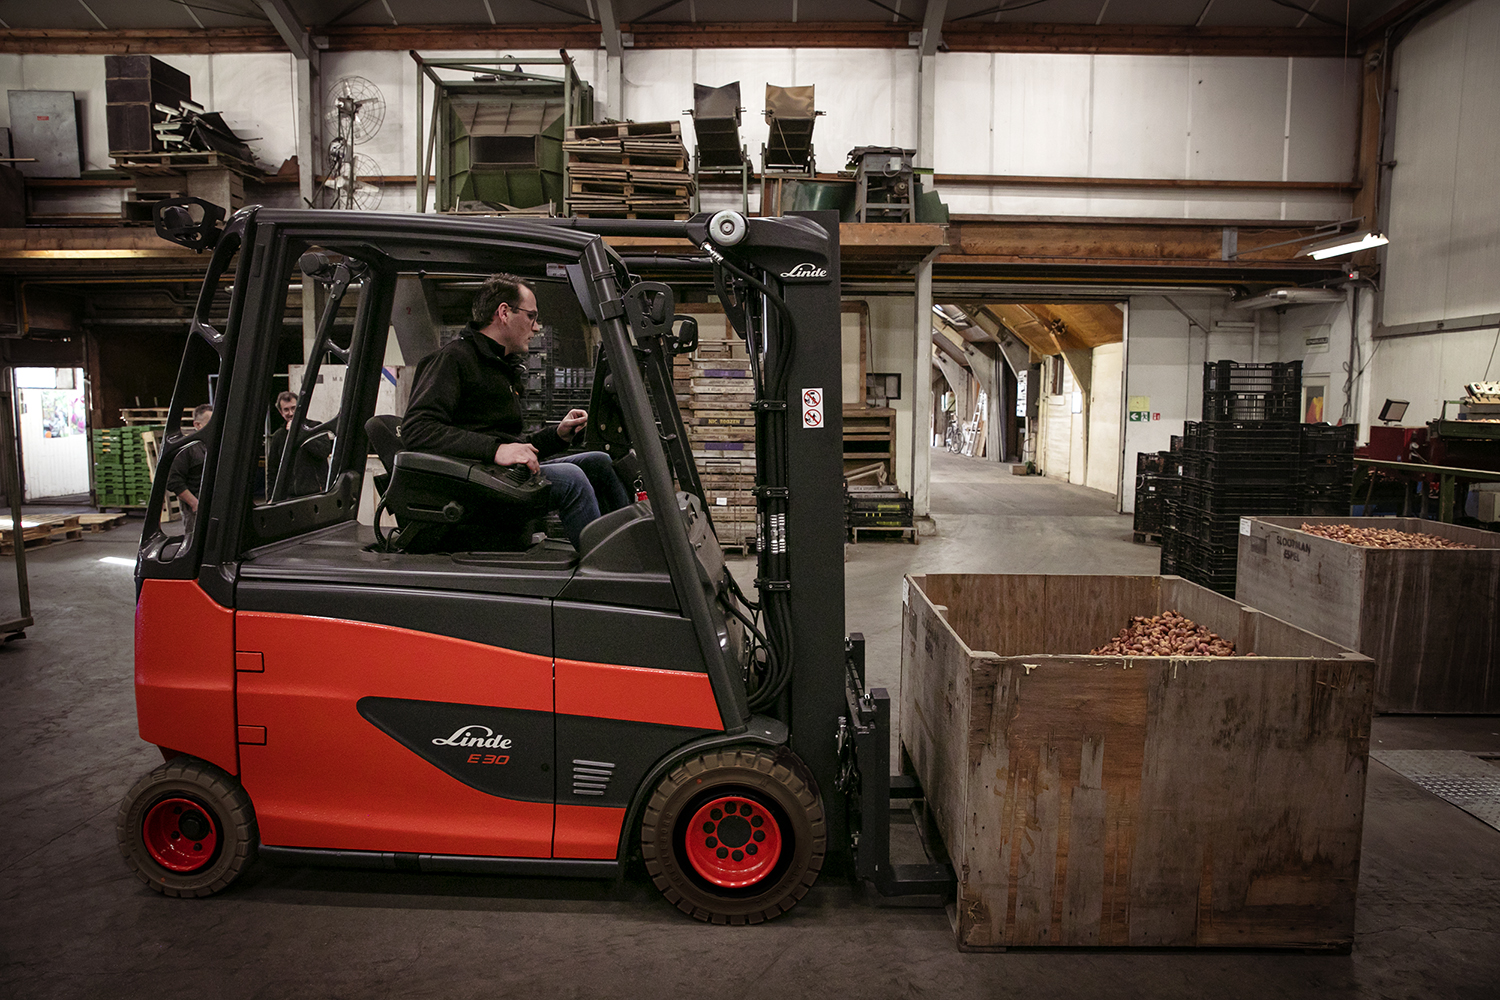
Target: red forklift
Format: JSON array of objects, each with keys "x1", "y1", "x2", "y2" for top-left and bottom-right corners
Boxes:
[{"x1": 118, "y1": 202, "x2": 949, "y2": 923}]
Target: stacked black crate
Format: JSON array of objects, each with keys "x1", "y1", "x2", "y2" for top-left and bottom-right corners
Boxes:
[
  {"x1": 1168, "y1": 361, "x2": 1303, "y2": 595},
  {"x1": 1300, "y1": 423, "x2": 1357, "y2": 515},
  {"x1": 1133, "y1": 450, "x2": 1180, "y2": 545},
  {"x1": 1158, "y1": 437, "x2": 1186, "y2": 574}
]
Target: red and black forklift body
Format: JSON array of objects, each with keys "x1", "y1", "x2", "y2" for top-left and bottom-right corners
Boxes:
[{"x1": 120, "y1": 205, "x2": 946, "y2": 921}]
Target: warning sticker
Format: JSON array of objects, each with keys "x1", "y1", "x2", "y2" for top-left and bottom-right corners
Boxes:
[{"x1": 801, "y1": 388, "x2": 824, "y2": 429}]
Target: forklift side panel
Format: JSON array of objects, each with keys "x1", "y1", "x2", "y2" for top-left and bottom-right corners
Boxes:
[
  {"x1": 135, "y1": 579, "x2": 238, "y2": 775},
  {"x1": 238, "y1": 580, "x2": 553, "y2": 657},
  {"x1": 234, "y1": 611, "x2": 554, "y2": 857},
  {"x1": 555, "y1": 658, "x2": 723, "y2": 731},
  {"x1": 553, "y1": 602, "x2": 703, "y2": 672},
  {"x1": 553, "y1": 804, "x2": 626, "y2": 859}
]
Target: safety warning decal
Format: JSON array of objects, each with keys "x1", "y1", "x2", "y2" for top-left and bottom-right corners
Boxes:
[{"x1": 801, "y1": 388, "x2": 824, "y2": 428}]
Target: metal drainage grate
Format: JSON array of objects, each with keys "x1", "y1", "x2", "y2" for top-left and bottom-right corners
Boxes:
[
  {"x1": 1371, "y1": 749, "x2": 1500, "y2": 831},
  {"x1": 572, "y1": 759, "x2": 615, "y2": 797}
]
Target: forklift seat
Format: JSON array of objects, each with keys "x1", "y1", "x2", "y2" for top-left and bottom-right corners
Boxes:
[{"x1": 377, "y1": 451, "x2": 551, "y2": 554}]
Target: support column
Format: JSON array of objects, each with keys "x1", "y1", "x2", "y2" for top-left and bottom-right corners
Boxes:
[
  {"x1": 911, "y1": 249, "x2": 938, "y2": 520},
  {"x1": 598, "y1": 0, "x2": 625, "y2": 120}
]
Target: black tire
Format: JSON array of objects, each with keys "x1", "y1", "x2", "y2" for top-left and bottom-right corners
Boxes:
[
  {"x1": 117, "y1": 757, "x2": 257, "y2": 898},
  {"x1": 641, "y1": 748, "x2": 825, "y2": 925}
]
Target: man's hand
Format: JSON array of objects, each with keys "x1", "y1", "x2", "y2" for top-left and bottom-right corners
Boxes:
[
  {"x1": 495, "y1": 441, "x2": 540, "y2": 473},
  {"x1": 178, "y1": 489, "x2": 199, "y2": 512},
  {"x1": 557, "y1": 408, "x2": 588, "y2": 442}
]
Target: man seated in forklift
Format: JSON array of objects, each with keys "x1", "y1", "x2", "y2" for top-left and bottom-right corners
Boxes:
[
  {"x1": 400, "y1": 272, "x2": 630, "y2": 549},
  {"x1": 166, "y1": 403, "x2": 212, "y2": 536},
  {"x1": 266, "y1": 390, "x2": 331, "y2": 498}
]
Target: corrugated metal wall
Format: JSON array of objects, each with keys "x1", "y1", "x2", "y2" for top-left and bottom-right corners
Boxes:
[{"x1": 1383, "y1": 0, "x2": 1500, "y2": 328}]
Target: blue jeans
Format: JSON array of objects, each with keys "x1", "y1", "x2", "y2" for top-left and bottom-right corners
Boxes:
[{"x1": 542, "y1": 451, "x2": 631, "y2": 548}]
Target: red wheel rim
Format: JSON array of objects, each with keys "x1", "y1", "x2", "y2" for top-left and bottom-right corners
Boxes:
[
  {"x1": 142, "y1": 797, "x2": 219, "y2": 873},
  {"x1": 683, "y1": 795, "x2": 783, "y2": 889}
]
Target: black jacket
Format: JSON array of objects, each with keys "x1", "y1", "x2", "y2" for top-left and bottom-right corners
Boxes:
[
  {"x1": 401, "y1": 325, "x2": 566, "y2": 463},
  {"x1": 166, "y1": 440, "x2": 206, "y2": 497},
  {"x1": 267, "y1": 420, "x2": 332, "y2": 496}
]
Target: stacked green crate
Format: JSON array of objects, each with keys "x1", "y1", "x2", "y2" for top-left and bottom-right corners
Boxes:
[{"x1": 92, "y1": 426, "x2": 163, "y2": 507}]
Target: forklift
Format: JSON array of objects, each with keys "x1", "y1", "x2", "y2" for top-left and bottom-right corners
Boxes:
[{"x1": 118, "y1": 202, "x2": 950, "y2": 924}]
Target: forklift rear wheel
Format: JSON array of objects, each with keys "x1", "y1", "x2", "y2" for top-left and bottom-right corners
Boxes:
[
  {"x1": 641, "y1": 749, "x2": 825, "y2": 925},
  {"x1": 117, "y1": 757, "x2": 257, "y2": 898}
]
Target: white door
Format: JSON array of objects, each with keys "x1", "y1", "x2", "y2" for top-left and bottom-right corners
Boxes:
[{"x1": 15, "y1": 367, "x2": 91, "y2": 500}]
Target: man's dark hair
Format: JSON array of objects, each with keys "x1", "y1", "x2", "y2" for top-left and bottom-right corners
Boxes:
[
  {"x1": 276, "y1": 391, "x2": 296, "y2": 406},
  {"x1": 471, "y1": 273, "x2": 532, "y2": 326},
  {"x1": 193, "y1": 403, "x2": 213, "y2": 420}
]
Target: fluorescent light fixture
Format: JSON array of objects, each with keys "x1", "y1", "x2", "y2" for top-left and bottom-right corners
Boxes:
[
  {"x1": 99, "y1": 556, "x2": 136, "y2": 567},
  {"x1": 1230, "y1": 287, "x2": 1347, "y2": 311},
  {"x1": 1299, "y1": 230, "x2": 1389, "y2": 260}
]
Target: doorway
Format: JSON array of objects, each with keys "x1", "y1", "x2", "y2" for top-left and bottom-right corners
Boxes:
[{"x1": 14, "y1": 367, "x2": 91, "y2": 500}]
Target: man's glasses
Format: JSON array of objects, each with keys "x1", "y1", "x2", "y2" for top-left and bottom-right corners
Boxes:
[{"x1": 510, "y1": 306, "x2": 540, "y2": 324}]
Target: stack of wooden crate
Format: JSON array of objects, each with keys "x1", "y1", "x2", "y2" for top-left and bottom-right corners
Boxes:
[
  {"x1": 565, "y1": 121, "x2": 694, "y2": 219},
  {"x1": 673, "y1": 322, "x2": 756, "y2": 551}
]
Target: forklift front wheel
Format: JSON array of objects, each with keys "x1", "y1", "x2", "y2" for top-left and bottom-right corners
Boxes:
[
  {"x1": 117, "y1": 757, "x2": 258, "y2": 898},
  {"x1": 641, "y1": 749, "x2": 825, "y2": 925}
]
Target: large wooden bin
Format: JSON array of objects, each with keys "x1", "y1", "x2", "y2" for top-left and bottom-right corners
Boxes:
[
  {"x1": 901, "y1": 573, "x2": 1374, "y2": 951},
  {"x1": 1236, "y1": 517, "x2": 1500, "y2": 714}
]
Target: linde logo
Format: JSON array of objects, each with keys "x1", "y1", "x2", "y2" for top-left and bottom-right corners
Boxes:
[
  {"x1": 780, "y1": 262, "x2": 828, "y2": 279},
  {"x1": 432, "y1": 725, "x2": 513, "y2": 749}
]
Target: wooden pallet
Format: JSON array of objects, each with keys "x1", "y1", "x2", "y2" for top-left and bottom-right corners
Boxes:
[
  {"x1": 120, "y1": 407, "x2": 191, "y2": 426},
  {"x1": 111, "y1": 149, "x2": 260, "y2": 178},
  {"x1": 79, "y1": 512, "x2": 129, "y2": 532},
  {"x1": 1, "y1": 515, "x2": 84, "y2": 555}
]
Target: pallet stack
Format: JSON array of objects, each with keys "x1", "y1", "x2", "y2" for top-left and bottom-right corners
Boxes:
[
  {"x1": 565, "y1": 121, "x2": 694, "y2": 219},
  {"x1": 1161, "y1": 360, "x2": 1304, "y2": 595},
  {"x1": 93, "y1": 426, "x2": 161, "y2": 508},
  {"x1": 845, "y1": 483, "x2": 914, "y2": 542},
  {"x1": 672, "y1": 324, "x2": 756, "y2": 551}
]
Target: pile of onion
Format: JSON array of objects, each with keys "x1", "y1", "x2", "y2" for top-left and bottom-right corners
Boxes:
[
  {"x1": 1299, "y1": 523, "x2": 1476, "y2": 549},
  {"x1": 1090, "y1": 610, "x2": 1238, "y2": 656}
]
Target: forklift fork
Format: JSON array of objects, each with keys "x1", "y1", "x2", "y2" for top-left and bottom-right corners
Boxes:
[{"x1": 839, "y1": 633, "x2": 954, "y2": 898}]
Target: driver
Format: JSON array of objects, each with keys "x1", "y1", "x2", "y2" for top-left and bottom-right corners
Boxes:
[{"x1": 401, "y1": 272, "x2": 629, "y2": 549}]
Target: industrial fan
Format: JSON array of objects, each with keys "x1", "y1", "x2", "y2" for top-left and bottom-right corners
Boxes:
[{"x1": 324, "y1": 76, "x2": 386, "y2": 210}]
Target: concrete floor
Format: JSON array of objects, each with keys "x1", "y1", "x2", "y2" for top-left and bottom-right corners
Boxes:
[{"x1": 3, "y1": 450, "x2": 1498, "y2": 999}]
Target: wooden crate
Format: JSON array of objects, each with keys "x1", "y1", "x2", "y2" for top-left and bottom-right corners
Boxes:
[
  {"x1": 1236, "y1": 516, "x2": 1500, "y2": 713},
  {"x1": 900, "y1": 573, "x2": 1373, "y2": 951}
]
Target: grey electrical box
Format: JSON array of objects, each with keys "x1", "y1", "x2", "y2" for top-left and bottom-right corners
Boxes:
[{"x1": 7, "y1": 91, "x2": 81, "y2": 178}]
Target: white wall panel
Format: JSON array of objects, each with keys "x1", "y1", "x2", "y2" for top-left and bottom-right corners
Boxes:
[
  {"x1": 1445, "y1": 4, "x2": 1500, "y2": 320},
  {"x1": 1368, "y1": 326, "x2": 1500, "y2": 427},
  {"x1": 1285, "y1": 58, "x2": 1359, "y2": 182},
  {"x1": 1090, "y1": 56, "x2": 1189, "y2": 178},
  {"x1": 992, "y1": 54, "x2": 1093, "y2": 176},
  {"x1": 1187, "y1": 56, "x2": 1288, "y2": 181},
  {"x1": 794, "y1": 48, "x2": 916, "y2": 163},
  {"x1": 212, "y1": 53, "x2": 297, "y2": 171},
  {"x1": 935, "y1": 53, "x2": 994, "y2": 176},
  {"x1": 1383, "y1": 0, "x2": 1500, "y2": 328}
]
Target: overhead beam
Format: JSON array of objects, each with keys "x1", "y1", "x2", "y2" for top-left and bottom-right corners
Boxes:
[
  {"x1": 919, "y1": 0, "x2": 947, "y2": 57},
  {"x1": 256, "y1": 0, "x2": 314, "y2": 61},
  {"x1": 0, "y1": 22, "x2": 1356, "y2": 57},
  {"x1": 597, "y1": 0, "x2": 623, "y2": 119}
]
